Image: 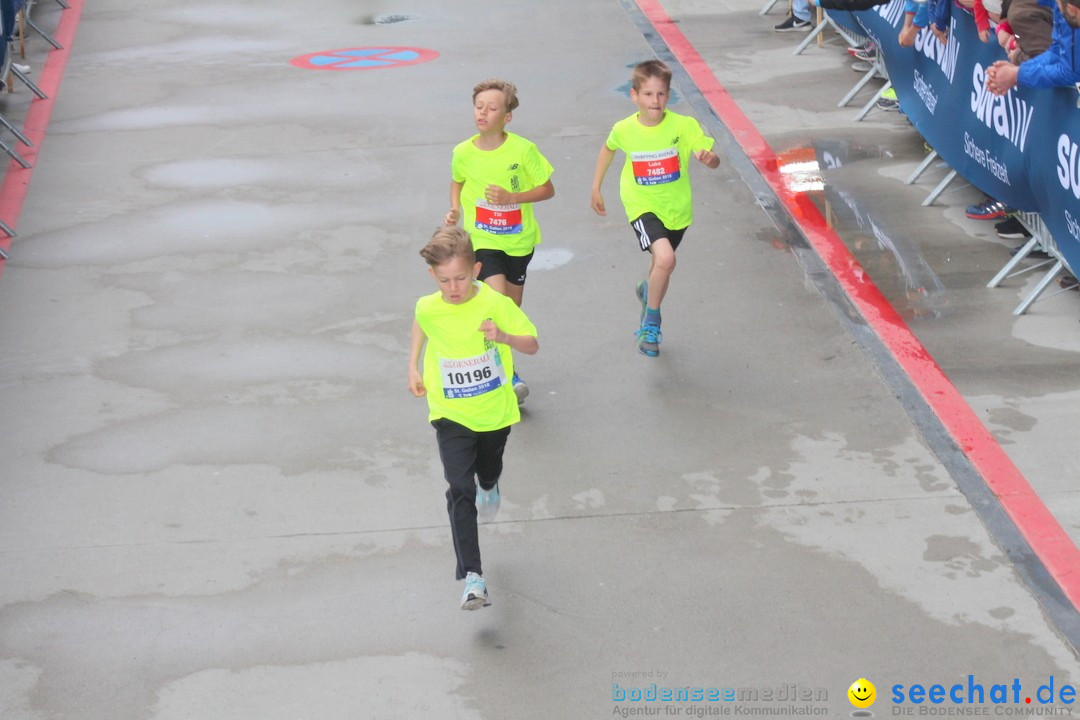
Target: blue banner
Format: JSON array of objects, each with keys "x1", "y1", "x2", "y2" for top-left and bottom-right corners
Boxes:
[{"x1": 829, "y1": 4, "x2": 1080, "y2": 273}]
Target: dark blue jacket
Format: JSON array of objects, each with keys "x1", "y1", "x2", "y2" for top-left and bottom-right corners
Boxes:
[{"x1": 1018, "y1": 0, "x2": 1080, "y2": 87}]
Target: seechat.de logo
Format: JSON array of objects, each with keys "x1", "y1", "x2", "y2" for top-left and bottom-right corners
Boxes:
[{"x1": 849, "y1": 678, "x2": 877, "y2": 717}]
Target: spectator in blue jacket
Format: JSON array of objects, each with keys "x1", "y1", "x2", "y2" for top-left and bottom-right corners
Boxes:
[{"x1": 986, "y1": 0, "x2": 1080, "y2": 93}]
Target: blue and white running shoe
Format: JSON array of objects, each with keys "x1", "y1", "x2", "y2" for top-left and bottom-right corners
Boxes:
[
  {"x1": 636, "y1": 323, "x2": 662, "y2": 357},
  {"x1": 511, "y1": 372, "x2": 529, "y2": 405},
  {"x1": 476, "y1": 481, "x2": 501, "y2": 523},
  {"x1": 461, "y1": 572, "x2": 490, "y2": 610}
]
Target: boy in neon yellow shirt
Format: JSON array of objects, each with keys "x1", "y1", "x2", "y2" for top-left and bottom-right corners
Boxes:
[
  {"x1": 409, "y1": 226, "x2": 539, "y2": 610},
  {"x1": 445, "y1": 78, "x2": 554, "y2": 403},
  {"x1": 591, "y1": 60, "x2": 720, "y2": 357}
]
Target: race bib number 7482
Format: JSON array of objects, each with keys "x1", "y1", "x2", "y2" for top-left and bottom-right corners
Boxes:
[{"x1": 631, "y1": 148, "x2": 680, "y2": 186}]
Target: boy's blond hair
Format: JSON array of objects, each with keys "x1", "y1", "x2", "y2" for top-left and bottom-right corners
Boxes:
[
  {"x1": 472, "y1": 78, "x2": 520, "y2": 112},
  {"x1": 420, "y1": 226, "x2": 475, "y2": 266},
  {"x1": 631, "y1": 60, "x2": 672, "y2": 91}
]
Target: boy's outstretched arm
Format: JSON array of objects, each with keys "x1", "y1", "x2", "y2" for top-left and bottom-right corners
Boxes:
[
  {"x1": 408, "y1": 320, "x2": 427, "y2": 397},
  {"x1": 590, "y1": 145, "x2": 617, "y2": 216},
  {"x1": 694, "y1": 148, "x2": 721, "y2": 169},
  {"x1": 484, "y1": 179, "x2": 555, "y2": 206},
  {"x1": 445, "y1": 181, "x2": 464, "y2": 225},
  {"x1": 480, "y1": 320, "x2": 539, "y2": 355}
]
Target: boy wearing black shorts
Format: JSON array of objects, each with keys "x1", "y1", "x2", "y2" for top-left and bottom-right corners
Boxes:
[
  {"x1": 591, "y1": 60, "x2": 720, "y2": 357},
  {"x1": 445, "y1": 79, "x2": 554, "y2": 402}
]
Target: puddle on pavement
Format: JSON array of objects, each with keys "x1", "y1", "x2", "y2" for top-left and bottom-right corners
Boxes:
[
  {"x1": 772, "y1": 137, "x2": 948, "y2": 321},
  {"x1": 358, "y1": 13, "x2": 415, "y2": 25},
  {"x1": 529, "y1": 247, "x2": 573, "y2": 272}
]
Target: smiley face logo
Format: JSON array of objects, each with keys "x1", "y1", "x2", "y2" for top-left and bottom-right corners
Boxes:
[{"x1": 848, "y1": 678, "x2": 876, "y2": 709}]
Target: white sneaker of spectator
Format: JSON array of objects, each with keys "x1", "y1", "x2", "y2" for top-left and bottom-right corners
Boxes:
[{"x1": 13, "y1": 63, "x2": 30, "y2": 74}]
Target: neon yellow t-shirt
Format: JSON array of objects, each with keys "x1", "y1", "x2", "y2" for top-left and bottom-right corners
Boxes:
[
  {"x1": 605, "y1": 110, "x2": 714, "y2": 230},
  {"x1": 415, "y1": 281, "x2": 538, "y2": 432},
  {"x1": 451, "y1": 132, "x2": 554, "y2": 257}
]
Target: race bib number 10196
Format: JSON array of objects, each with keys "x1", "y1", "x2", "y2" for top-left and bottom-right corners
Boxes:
[{"x1": 440, "y1": 349, "x2": 505, "y2": 398}]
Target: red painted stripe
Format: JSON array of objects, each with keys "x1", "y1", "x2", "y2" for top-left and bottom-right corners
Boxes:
[
  {"x1": 634, "y1": 0, "x2": 1080, "y2": 607},
  {"x1": 0, "y1": 0, "x2": 84, "y2": 275}
]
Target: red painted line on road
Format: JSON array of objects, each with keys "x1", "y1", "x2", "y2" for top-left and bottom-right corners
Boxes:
[
  {"x1": 0, "y1": 0, "x2": 84, "y2": 277},
  {"x1": 634, "y1": 0, "x2": 1080, "y2": 608}
]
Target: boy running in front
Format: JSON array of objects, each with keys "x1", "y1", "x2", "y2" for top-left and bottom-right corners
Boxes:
[
  {"x1": 445, "y1": 79, "x2": 554, "y2": 403},
  {"x1": 409, "y1": 226, "x2": 539, "y2": 610},
  {"x1": 590, "y1": 60, "x2": 720, "y2": 357}
]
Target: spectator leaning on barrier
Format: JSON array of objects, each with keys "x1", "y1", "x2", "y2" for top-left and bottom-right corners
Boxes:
[
  {"x1": 930, "y1": 0, "x2": 1052, "y2": 238},
  {"x1": 931, "y1": 0, "x2": 978, "y2": 43},
  {"x1": 807, "y1": 0, "x2": 929, "y2": 46},
  {"x1": 975, "y1": 0, "x2": 1003, "y2": 42},
  {"x1": 990, "y1": 0, "x2": 1052, "y2": 244},
  {"x1": 996, "y1": 0, "x2": 1055, "y2": 61},
  {"x1": 986, "y1": 0, "x2": 1080, "y2": 93}
]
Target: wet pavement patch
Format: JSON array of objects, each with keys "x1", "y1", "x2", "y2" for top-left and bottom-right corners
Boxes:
[
  {"x1": 358, "y1": 13, "x2": 414, "y2": 24},
  {"x1": 289, "y1": 46, "x2": 438, "y2": 70}
]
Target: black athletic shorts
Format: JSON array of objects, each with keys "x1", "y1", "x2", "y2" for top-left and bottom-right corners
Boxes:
[
  {"x1": 630, "y1": 212, "x2": 686, "y2": 252},
  {"x1": 476, "y1": 248, "x2": 534, "y2": 286}
]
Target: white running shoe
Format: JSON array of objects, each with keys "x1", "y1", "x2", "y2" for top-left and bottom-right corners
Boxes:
[
  {"x1": 461, "y1": 572, "x2": 490, "y2": 610},
  {"x1": 476, "y1": 482, "x2": 500, "y2": 523},
  {"x1": 511, "y1": 372, "x2": 528, "y2": 405}
]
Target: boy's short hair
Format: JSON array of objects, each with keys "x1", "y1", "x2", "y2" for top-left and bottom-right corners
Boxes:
[
  {"x1": 631, "y1": 60, "x2": 672, "y2": 91},
  {"x1": 420, "y1": 226, "x2": 476, "y2": 266},
  {"x1": 472, "y1": 78, "x2": 520, "y2": 112}
]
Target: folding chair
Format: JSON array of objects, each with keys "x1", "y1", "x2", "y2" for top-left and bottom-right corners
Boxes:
[
  {"x1": 0, "y1": 5, "x2": 32, "y2": 167},
  {"x1": 0, "y1": 0, "x2": 46, "y2": 98},
  {"x1": 21, "y1": 0, "x2": 63, "y2": 50}
]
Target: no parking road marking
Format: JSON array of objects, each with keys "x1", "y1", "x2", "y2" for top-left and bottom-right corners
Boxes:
[{"x1": 290, "y1": 46, "x2": 438, "y2": 70}]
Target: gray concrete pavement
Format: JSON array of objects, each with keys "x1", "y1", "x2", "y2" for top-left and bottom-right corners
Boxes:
[{"x1": 1, "y1": 1, "x2": 1078, "y2": 718}]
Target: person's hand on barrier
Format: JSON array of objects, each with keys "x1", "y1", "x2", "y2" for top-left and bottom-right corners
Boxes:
[
  {"x1": 979, "y1": 28, "x2": 993, "y2": 42},
  {"x1": 986, "y1": 60, "x2": 1019, "y2": 95},
  {"x1": 997, "y1": 28, "x2": 1013, "y2": 49},
  {"x1": 931, "y1": 22, "x2": 949, "y2": 44},
  {"x1": 899, "y1": 24, "x2": 919, "y2": 46}
]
